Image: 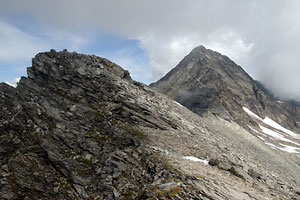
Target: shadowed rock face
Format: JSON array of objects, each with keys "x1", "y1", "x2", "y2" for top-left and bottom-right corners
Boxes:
[
  {"x1": 150, "y1": 46, "x2": 300, "y2": 132},
  {"x1": 1, "y1": 49, "x2": 300, "y2": 199}
]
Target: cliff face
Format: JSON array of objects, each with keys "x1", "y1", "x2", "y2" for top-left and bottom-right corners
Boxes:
[
  {"x1": 150, "y1": 46, "x2": 300, "y2": 132},
  {"x1": 1, "y1": 49, "x2": 300, "y2": 200}
]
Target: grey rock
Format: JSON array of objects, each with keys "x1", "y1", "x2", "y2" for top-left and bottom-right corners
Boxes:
[
  {"x1": 208, "y1": 158, "x2": 220, "y2": 166},
  {"x1": 158, "y1": 182, "x2": 181, "y2": 190},
  {"x1": 0, "y1": 48, "x2": 299, "y2": 200},
  {"x1": 209, "y1": 158, "x2": 231, "y2": 171},
  {"x1": 113, "y1": 187, "x2": 120, "y2": 198},
  {"x1": 77, "y1": 67, "x2": 87, "y2": 75},
  {"x1": 218, "y1": 161, "x2": 232, "y2": 171},
  {"x1": 248, "y1": 169, "x2": 262, "y2": 180},
  {"x1": 0, "y1": 50, "x2": 196, "y2": 199},
  {"x1": 230, "y1": 167, "x2": 253, "y2": 182}
]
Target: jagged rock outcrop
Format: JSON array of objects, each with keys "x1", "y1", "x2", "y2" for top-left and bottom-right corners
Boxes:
[
  {"x1": 0, "y1": 50, "x2": 197, "y2": 199},
  {"x1": 1, "y1": 49, "x2": 300, "y2": 199},
  {"x1": 150, "y1": 46, "x2": 300, "y2": 133}
]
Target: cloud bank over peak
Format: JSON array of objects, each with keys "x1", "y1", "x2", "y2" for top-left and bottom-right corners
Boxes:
[
  {"x1": 137, "y1": 31, "x2": 254, "y2": 80},
  {"x1": 1, "y1": 0, "x2": 300, "y2": 100}
]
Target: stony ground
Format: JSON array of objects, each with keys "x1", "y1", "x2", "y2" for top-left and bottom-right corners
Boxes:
[
  {"x1": 142, "y1": 92, "x2": 300, "y2": 199},
  {"x1": 0, "y1": 50, "x2": 300, "y2": 199}
]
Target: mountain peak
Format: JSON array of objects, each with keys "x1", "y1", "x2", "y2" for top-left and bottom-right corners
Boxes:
[
  {"x1": 189, "y1": 45, "x2": 225, "y2": 60},
  {"x1": 151, "y1": 45, "x2": 300, "y2": 131},
  {"x1": 190, "y1": 45, "x2": 207, "y2": 53}
]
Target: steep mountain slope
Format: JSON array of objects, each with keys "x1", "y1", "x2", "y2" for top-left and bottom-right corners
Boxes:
[
  {"x1": 150, "y1": 46, "x2": 300, "y2": 181},
  {"x1": 0, "y1": 49, "x2": 300, "y2": 199},
  {"x1": 150, "y1": 46, "x2": 300, "y2": 132}
]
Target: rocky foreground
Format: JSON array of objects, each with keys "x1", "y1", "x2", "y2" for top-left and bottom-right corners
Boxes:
[{"x1": 1, "y1": 49, "x2": 300, "y2": 199}]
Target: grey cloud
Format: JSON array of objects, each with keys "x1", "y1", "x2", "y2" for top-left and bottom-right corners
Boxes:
[{"x1": 1, "y1": 0, "x2": 300, "y2": 100}]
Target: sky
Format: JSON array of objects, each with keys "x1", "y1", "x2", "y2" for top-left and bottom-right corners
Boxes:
[{"x1": 1, "y1": 0, "x2": 300, "y2": 100}]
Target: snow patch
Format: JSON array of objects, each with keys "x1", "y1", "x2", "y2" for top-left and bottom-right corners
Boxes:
[
  {"x1": 183, "y1": 156, "x2": 209, "y2": 165},
  {"x1": 174, "y1": 101, "x2": 183, "y2": 107},
  {"x1": 241, "y1": 107, "x2": 300, "y2": 154},
  {"x1": 257, "y1": 136, "x2": 265, "y2": 141},
  {"x1": 265, "y1": 142, "x2": 300, "y2": 154},
  {"x1": 259, "y1": 125, "x2": 288, "y2": 141},
  {"x1": 243, "y1": 107, "x2": 300, "y2": 140},
  {"x1": 265, "y1": 142, "x2": 277, "y2": 150},
  {"x1": 243, "y1": 107, "x2": 262, "y2": 121},
  {"x1": 262, "y1": 117, "x2": 300, "y2": 139},
  {"x1": 248, "y1": 125, "x2": 261, "y2": 134},
  {"x1": 259, "y1": 125, "x2": 299, "y2": 145},
  {"x1": 278, "y1": 144, "x2": 300, "y2": 154}
]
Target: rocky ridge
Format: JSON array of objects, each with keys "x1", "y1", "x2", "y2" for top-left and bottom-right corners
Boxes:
[{"x1": 0, "y1": 49, "x2": 300, "y2": 199}]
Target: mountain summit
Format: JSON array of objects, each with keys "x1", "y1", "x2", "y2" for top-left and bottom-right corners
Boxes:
[
  {"x1": 150, "y1": 45, "x2": 300, "y2": 132},
  {"x1": 151, "y1": 45, "x2": 258, "y2": 118},
  {"x1": 1, "y1": 49, "x2": 300, "y2": 199}
]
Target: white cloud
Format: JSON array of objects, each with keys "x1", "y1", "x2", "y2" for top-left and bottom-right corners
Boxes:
[
  {"x1": 204, "y1": 30, "x2": 254, "y2": 65},
  {"x1": 5, "y1": 77, "x2": 20, "y2": 88},
  {"x1": 1, "y1": 0, "x2": 300, "y2": 100},
  {"x1": 101, "y1": 46, "x2": 151, "y2": 83},
  {"x1": 0, "y1": 20, "x2": 88, "y2": 64},
  {"x1": 0, "y1": 20, "x2": 47, "y2": 62},
  {"x1": 137, "y1": 30, "x2": 253, "y2": 81}
]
